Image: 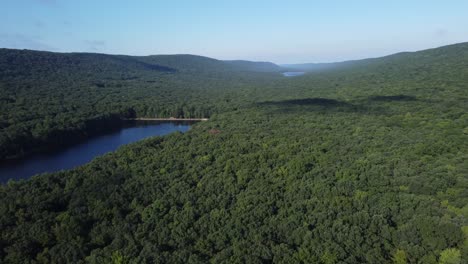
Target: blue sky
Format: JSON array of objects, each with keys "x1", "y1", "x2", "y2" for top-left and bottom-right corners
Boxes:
[{"x1": 1, "y1": 0, "x2": 467, "y2": 63}]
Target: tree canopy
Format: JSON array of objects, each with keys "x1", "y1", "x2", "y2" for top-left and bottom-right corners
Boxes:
[{"x1": 1, "y1": 43, "x2": 468, "y2": 263}]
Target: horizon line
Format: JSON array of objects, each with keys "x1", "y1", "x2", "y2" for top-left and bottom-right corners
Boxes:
[{"x1": 1, "y1": 41, "x2": 466, "y2": 65}]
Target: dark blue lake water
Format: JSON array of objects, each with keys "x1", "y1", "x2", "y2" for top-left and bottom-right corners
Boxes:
[
  {"x1": 282, "y1": 72, "x2": 305, "y2": 77},
  {"x1": 0, "y1": 121, "x2": 192, "y2": 183}
]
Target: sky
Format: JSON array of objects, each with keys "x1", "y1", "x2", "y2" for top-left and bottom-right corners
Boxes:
[{"x1": 1, "y1": 0, "x2": 467, "y2": 64}]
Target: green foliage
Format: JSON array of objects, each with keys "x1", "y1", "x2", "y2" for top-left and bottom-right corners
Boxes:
[
  {"x1": 393, "y1": 249, "x2": 407, "y2": 264},
  {"x1": 111, "y1": 251, "x2": 130, "y2": 264},
  {"x1": 439, "y1": 248, "x2": 461, "y2": 264},
  {"x1": 320, "y1": 250, "x2": 338, "y2": 264}
]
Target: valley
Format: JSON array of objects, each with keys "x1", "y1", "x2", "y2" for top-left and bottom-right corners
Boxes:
[{"x1": 0, "y1": 43, "x2": 467, "y2": 263}]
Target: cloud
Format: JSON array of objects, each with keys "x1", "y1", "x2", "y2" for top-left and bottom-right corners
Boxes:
[
  {"x1": 85, "y1": 40, "x2": 106, "y2": 52},
  {"x1": 34, "y1": 0, "x2": 57, "y2": 5},
  {"x1": 0, "y1": 33, "x2": 56, "y2": 51},
  {"x1": 434, "y1": 29, "x2": 448, "y2": 37},
  {"x1": 34, "y1": 20, "x2": 45, "y2": 28}
]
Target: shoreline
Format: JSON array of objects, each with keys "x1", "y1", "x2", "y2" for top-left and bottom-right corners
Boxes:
[{"x1": 124, "y1": 117, "x2": 209, "y2": 121}]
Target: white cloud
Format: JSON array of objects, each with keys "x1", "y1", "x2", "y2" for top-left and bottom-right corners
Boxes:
[{"x1": 84, "y1": 40, "x2": 106, "y2": 52}]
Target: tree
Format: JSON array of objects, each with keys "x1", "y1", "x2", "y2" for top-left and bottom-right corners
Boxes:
[
  {"x1": 393, "y1": 249, "x2": 407, "y2": 264},
  {"x1": 439, "y1": 248, "x2": 461, "y2": 264}
]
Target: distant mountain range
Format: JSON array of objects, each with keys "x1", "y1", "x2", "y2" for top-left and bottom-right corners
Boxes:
[
  {"x1": 2, "y1": 42, "x2": 468, "y2": 78},
  {"x1": 0, "y1": 49, "x2": 283, "y2": 78},
  {"x1": 282, "y1": 42, "x2": 468, "y2": 72}
]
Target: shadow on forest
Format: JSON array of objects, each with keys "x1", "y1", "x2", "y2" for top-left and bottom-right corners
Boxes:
[
  {"x1": 116, "y1": 57, "x2": 177, "y2": 72},
  {"x1": 368, "y1": 95, "x2": 417, "y2": 102},
  {"x1": 257, "y1": 97, "x2": 390, "y2": 115},
  {"x1": 259, "y1": 98, "x2": 353, "y2": 107},
  {"x1": 258, "y1": 95, "x2": 421, "y2": 115}
]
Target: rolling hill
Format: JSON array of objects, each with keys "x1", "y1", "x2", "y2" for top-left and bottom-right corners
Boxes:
[
  {"x1": 0, "y1": 49, "x2": 284, "y2": 160},
  {"x1": 282, "y1": 42, "x2": 468, "y2": 73}
]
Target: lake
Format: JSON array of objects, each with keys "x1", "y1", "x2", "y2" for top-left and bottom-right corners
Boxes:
[
  {"x1": 0, "y1": 121, "x2": 193, "y2": 183},
  {"x1": 282, "y1": 72, "x2": 305, "y2": 77}
]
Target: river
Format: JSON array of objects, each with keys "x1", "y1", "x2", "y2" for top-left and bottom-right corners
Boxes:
[
  {"x1": 282, "y1": 72, "x2": 305, "y2": 77},
  {"x1": 0, "y1": 121, "x2": 193, "y2": 183}
]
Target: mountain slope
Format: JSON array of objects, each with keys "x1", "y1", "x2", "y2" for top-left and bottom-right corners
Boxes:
[
  {"x1": 0, "y1": 49, "x2": 282, "y2": 161},
  {"x1": 0, "y1": 49, "x2": 282, "y2": 79},
  {"x1": 0, "y1": 49, "x2": 176, "y2": 80},
  {"x1": 137, "y1": 55, "x2": 282, "y2": 73},
  {"x1": 283, "y1": 42, "x2": 468, "y2": 73}
]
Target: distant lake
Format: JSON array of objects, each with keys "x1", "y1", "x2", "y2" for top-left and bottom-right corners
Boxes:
[
  {"x1": 0, "y1": 121, "x2": 193, "y2": 183},
  {"x1": 282, "y1": 72, "x2": 305, "y2": 77}
]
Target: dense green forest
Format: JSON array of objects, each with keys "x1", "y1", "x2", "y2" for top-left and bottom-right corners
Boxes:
[
  {"x1": 0, "y1": 49, "x2": 282, "y2": 160},
  {"x1": 1, "y1": 43, "x2": 468, "y2": 263}
]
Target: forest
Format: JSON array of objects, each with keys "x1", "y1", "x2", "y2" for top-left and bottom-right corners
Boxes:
[
  {"x1": 0, "y1": 43, "x2": 467, "y2": 263},
  {"x1": 0, "y1": 49, "x2": 282, "y2": 160}
]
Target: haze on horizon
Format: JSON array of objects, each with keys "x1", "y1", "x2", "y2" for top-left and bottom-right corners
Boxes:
[{"x1": 1, "y1": 0, "x2": 467, "y2": 64}]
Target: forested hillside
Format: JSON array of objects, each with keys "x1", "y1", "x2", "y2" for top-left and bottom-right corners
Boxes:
[
  {"x1": 0, "y1": 43, "x2": 468, "y2": 263},
  {"x1": 0, "y1": 49, "x2": 282, "y2": 160},
  {"x1": 284, "y1": 42, "x2": 468, "y2": 74},
  {"x1": 224, "y1": 60, "x2": 282, "y2": 72}
]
